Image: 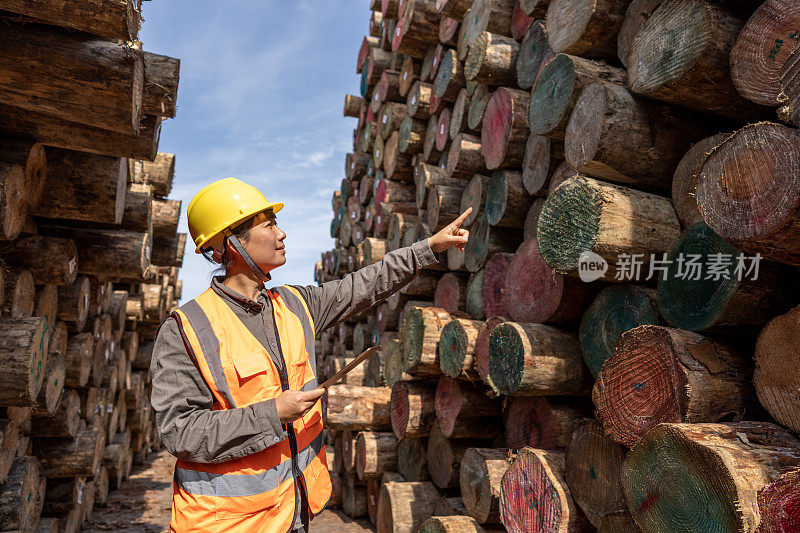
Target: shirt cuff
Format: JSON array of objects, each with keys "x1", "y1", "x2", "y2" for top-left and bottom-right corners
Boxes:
[
  {"x1": 256, "y1": 398, "x2": 286, "y2": 445},
  {"x1": 413, "y1": 239, "x2": 442, "y2": 268}
]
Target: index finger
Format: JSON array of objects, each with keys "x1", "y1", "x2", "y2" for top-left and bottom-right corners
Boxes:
[
  {"x1": 301, "y1": 388, "x2": 325, "y2": 400},
  {"x1": 451, "y1": 207, "x2": 473, "y2": 228}
]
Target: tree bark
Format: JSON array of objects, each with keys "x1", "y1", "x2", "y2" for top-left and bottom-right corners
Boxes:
[
  {"x1": 0, "y1": 0, "x2": 141, "y2": 41},
  {"x1": 0, "y1": 138, "x2": 45, "y2": 210},
  {"x1": 447, "y1": 133, "x2": 486, "y2": 180},
  {"x1": 427, "y1": 422, "x2": 494, "y2": 490},
  {"x1": 345, "y1": 94, "x2": 364, "y2": 118},
  {"x1": 460, "y1": 447, "x2": 510, "y2": 524},
  {"x1": 0, "y1": 162, "x2": 26, "y2": 241},
  {"x1": 467, "y1": 83, "x2": 491, "y2": 131},
  {"x1": 545, "y1": 0, "x2": 629, "y2": 61},
  {"x1": 671, "y1": 133, "x2": 730, "y2": 228},
  {"x1": 503, "y1": 396, "x2": 588, "y2": 451},
  {"x1": 377, "y1": 480, "x2": 441, "y2": 533},
  {"x1": 41, "y1": 226, "x2": 151, "y2": 279},
  {"x1": 466, "y1": 32, "x2": 519, "y2": 87},
  {"x1": 64, "y1": 333, "x2": 93, "y2": 389},
  {"x1": 426, "y1": 184, "x2": 464, "y2": 232},
  {"x1": 152, "y1": 233, "x2": 186, "y2": 267},
  {"x1": 325, "y1": 385, "x2": 392, "y2": 431},
  {"x1": 0, "y1": 456, "x2": 40, "y2": 531},
  {"x1": 142, "y1": 51, "x2": 180, "y2": 118},
  {"x1": 37, "y1": 428, "x2": 105, "y2": 478},
  {"x1": 401, "y1": 306, "x2": 454, "y2": 376},
  {"x1": 356, "y1": 431, "x2": 398, "y2": 480},
  {"x1": 617, "y1": 0, "x2": 662, "y2": 68},
  {"x1": 434, "y1": 377, "x2": 501, "y2": 438},
  {"x1": 343, "y1": 472, "x2": 368, "y2": 518},
  {"x1": 0, "y1": 317, "x2": 49, "y2": 407},
  {"x1": 33, "y1": 387, "x2": 80, "y2": 438},
  {"x1": 129, "y1": 152, "x2": 175, "y2": 197},
  {"x1": 152, "y1": 198, "x2": 181, "y2": 237}
]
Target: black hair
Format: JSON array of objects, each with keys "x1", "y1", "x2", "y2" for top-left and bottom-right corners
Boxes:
[{"x1": 201, "y1": 215, "x2": 257, "y2": 271}]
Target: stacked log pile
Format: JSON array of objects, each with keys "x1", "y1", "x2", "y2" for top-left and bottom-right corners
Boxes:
[
  {"x1": 0, "y1": 3, "x2": 184, "y2": 532},
  {"x1": 318, "y1": 0, "x2": 800, "y2": 531}
]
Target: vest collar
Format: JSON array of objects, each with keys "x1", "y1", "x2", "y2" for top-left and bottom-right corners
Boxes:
[{"x1": 210, "y1": 276, "x2": 270, "y2": 314}]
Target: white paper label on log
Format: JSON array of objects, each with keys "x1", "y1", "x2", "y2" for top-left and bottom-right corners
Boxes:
[
  {"x1": 440, "y1": 125, "x2": 445, "y2": 134},
  {"x1": 351, "y1": 162, "x2": 355, "y2": 169},
  {"x1": 77, "y1": 481, "x2": 84, "y2": 504},
  {"x1": 377, "y1": 151, "x2": 381, "y2": 159},
  {"x1": 84, "y1": 293, "x2": 89, "y2": 307},
  {"x1": 396, "y1": 27, "x2": 402, "y2": 37},
  {"x1": 433, "y1": 58, "x2": 438, "y2": 68},
  {"x1": 370, "y1": 495, "x2": 376, "y2": 505},
  {"x1": 378, "y1": 311, "x2": 383, "y2": 320},
  {"x1": 411, "y1": 95, "x2": 417, "y2": 105},
  {"x1": 383, "y1": 115, "x2": 388, "y2": 124},
  {"x1": 68, "y1": 258, "x2": 77, "y2": 275},
  {"x1": 404, "y1": 72, "x2": 408, "y2": 80}
]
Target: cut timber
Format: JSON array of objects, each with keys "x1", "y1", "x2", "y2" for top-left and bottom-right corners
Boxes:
[
  {"x1": 0, "y1": 317, "x2": 48, "y2": 407},
  {"x1": 129, "y1": 153, "x2": 175, "y2": 197},
  {"x1": 460, "y1": 447, "x2": 510, "y2": 524},
  {"x1": 523, "y1": 199, "x2": 544, "y2": 240},
  {"x1": 399, "y1": 115, "x2": 426, "y2": 154},
  {"x1": 344, "y1": 94, "x2": 364, "y2": 117},
  {"x1": 565, "y1": 81, "x2": 707, "y2": 191},
  {"x1": 434, "y1": 377, "x2": 501, "y2": 438},
  {"x1": 434, "y1": 49, "x2": 465, "y2": 103},
  {"x1": 617, "y1": 0, "x2": 662, "y2": 68},
  {"x1": 400, "y1": 56, "x2": 421, "y2": 97},
  {"x1": 41, "y1": 226, "x2": 151, "y2": 279},
  {"x1": 467, "y1": 83, "x2": 491, "y2": 131},
  {"x1": 520, "y1": 0, "x2": 551, "y2": 17},
  {"x1": 578, "y1": 285, "x2": 658, "y2": 377},
  {"x1": 37, "y1": 428, "x2": 105, "y2": 478},
  {"x1": 465, "y1": 32, "x2": 520, "y2": 86},
  {"x1": 450, "y1": 89, "x2": 474, "y2": 140},
  {"x1": 516, "y1": 21, "x2": 553, "y2": 90},
  {"x1": 536, "y1": 175, "x2": 681, "y2": 281},
  {"x1": 398, "y1": 437, "x2": 429, "y2": 481},
  {"x1": 564, "y1": 419, "x2": 627, "y2": 527},
  {"x1": 0, "y1": 162, "x2": 26, "y2": 241},
  {"x1": 423, "y1": 113, "x2": 443, "y2": 162},
  {"x1": 0, "y1": 104, "x2": 161, "y2": 161},
  {"x1": 503, "y1": 396, "x2": 588, "y2": 450},
  {"x1": 377, "y1": 481, "x2": 441, "y2": 533},
  {"x1": 0, "y1": 0, "x2": 141, "y2": 41},
  {"x1": 33, "y1": 148, "x2": 127, "y2": 224},
  {"x1": 464, "y1": 212, "x2": 522, "y2": 272},
  {"x1": 415, "y1": 162, "x2": 463, "y2": 208},
  {"x1": 324, "y1": 385, "x2": 392, "y2": 431},
  {"x1": 362, "y1": 237, "x2": 388, "y2": 266},
  {"x1": 757, "y1": 468, "x2": 800, "y2": 533},
  {"x1": 485, "y1": 170, "x2": 530, "y2": 227},
  {"x1": 152, "y1": 198, "x2": 181, "y2": 237},
  {"x1": 459, "y1": 174, "x2": 490, "y2": 227},
  {"x1": 419, "y1": 515, "x2": 491, "y2": 532},
  {"x1": 779, "y1": 47, "x2": 800, "y2": 126},
  {"x1": 437, "y1": 0, "x2": 473, "y2": 19},
  {"x1": 427, "y1": 422, "x2": 492, "y2": 489},
  {"x1": 545, "y1": 0, "x2": 629, "y2": 60},
  {"x1": 407, "y1": 81, "x2": 434, "y2": 120},
  {"x1": 435, "y1": 110, "x2": 451, "y2": 151},
  {"x1": 426, "y1": 184, "x2": 464, "y2": 232},
  {"x1": 463, "y1": 0, "x2": 515, "y2": 49},
  {"x1": 390, "y1": 380, "x2": 436, "y2": 439},
  {"x1": 64, "y1": 333, "x2": 93, "y2": 388},
  {"x1": 0, "y1": 457, "x2": 40, "y2": 532},
  {"x1": 500, "y1": 447, "x2": 591, "y2": 533},
  {"x1": 671, "y1": 133, "x2": 731, "y2": 228},
  {"x1": 434, "y1": 496, "x2": 469, "y2": 516},
  {"x1": 355, "y1": 431, "x2": 398, "y2": 479},
  {"x1": 696, "y1": 122, "x2": 800, "y2": 266},
  {"x1": 439, "y1": 317, "x2": 482, "y2": 378},
  {"x1": 119, "y1": 184, "x2": 152, "y2": 234},
  {"x1": 34, "y1": 350, "x2": 64, "y2": 416},
  {"x1": 480, "y1": 252, "x2": 512, "y2": 319},
  {"x1": 528, "y1": 54, "x2": 625, "y2": 141},
  {"x1": 488, "y1": 321, "x2": 587, "y2": 396},
  {"x1": 622, "y1": 422, "x2": 800, "y2": 533},
  {"x1": 384, "y1": 338, "x2": 413, "y2": 388},
  {"x1": 511, "y1": 1, "x2": 536, "y2": 40},
  {"x1": 594, "y1": 325, "x2": 754, "y2": 447},
  {"x1": 522, "y1": 134, "x2": 564, "y2": 196},
  {"x1": 504, "y1": 237, "x2": 596, "y2": 325},
  {"x1": 0, "y1": 138, "x2": 46, "y2": 210},
  {"x1": 754, "y1": 305, "x2": 800, "y2": 433},
  {"x1": 0, "y1": 23, "x2": 143, "y2": 134},
  {"x1": 386, "y1": 211, "x2": 418, "y2": 251},
  {"x1": 657, "y1": 222, "x2": 797, "y2": 331},
  {"x1": 400, "y1": 306, "x2": 454, "y2": 376},
  {"x1": 142, "y1": 52, "x2": 180, "y2": 118},
  {"x1": 384, "y1": 131, "x2": 414, "y2": 181},
  {"x1": 481, "y1": 88, "x2": 530, "y2": 169},
  {"x1": 33, "y1": 388, "x2": 79, "y2": 438},
  {"x1": 343, "y1": 473, "x2": 367, "y2": 518},
  {"x1": 447, "y1": 133, "x2": 485, "y2": 180},
  {"x1": 380, "y1": 102, "x2": 406, "y2": 141},
  {"x1": 152, "y1": 233, "x2": 186, "y2": 267},
  {"x1": 730, "y1": 0, "x2": 800, "y2": 106},
  {"x1": 627, "y1": 0, "x2": 770, "y2": 120}
]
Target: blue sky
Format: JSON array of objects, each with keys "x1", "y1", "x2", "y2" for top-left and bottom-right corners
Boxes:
[{"x1": 140, "y1": 1, "x2": 366, "y2": 302}]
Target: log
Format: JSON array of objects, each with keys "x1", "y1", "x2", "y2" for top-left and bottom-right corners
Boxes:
[
  {"x1": 730, "y1": 0, "x2": 800, "y2": 107},
  {"x1": 520, "y1": 0, "x2": 552, "y2": 18},
  {"x1": 434, "y1": 495, "x2": 469, "y2": 516},
  {"x1": 433, "y1": 272, "x2": 468, "y2": 313},
  {"x1": 49, "y1": 320, "x2": 68, "y2": 356},
  {"x1": 465, "y1": 32, "x2": 519, "y2": 86},
  {"x1": 377, "y1": 480, "x2": 441, "y2": 533},
  {"x1": 386, "y1": 212, "x2": 418, "y2": 251},
  {"x1": 657, "y1": 222, "x2": 797, "y2": 331},
  {"x1": 384, "y1": 131, "x2": 414, "y2": 181},
  {"x1": 152, "y1": 198, "x2": 181, "y2": 238},
  {"x1": 0, "y1": 138, "x2": 46, "y2": 211},
  {"x1": 37, "y1": 428, "x2": 105, "y2": 478},
  {"x1": 564, "y1": 419, "x2": 627, "y2": 528},
  {"x1": 427, "y1": 422, "x2": 494, "y2": 491},
  {"x1": 356, "y1": 431, "x2": 398, "y2": 479},
  {"x1": 416, "y1": 162, "x2": 463, "y2": 208},
  {"x1": 0, "y1": 104, "x2": 162, "y2": 161},
  {"x1": 435, "y1": 109, "x2": 451, "y2": 152},
  {"x1": 757, "y1": 468, "x2": 800, "y2": 533},
  {"x1": 536, "y1": 175, "x2": 681, "y2": 281},
  {"x1": 0, "y1": 23, "x2": 143, "y2": 134},
  {"x1": 426, "y1": 184, "x2": 464, "y2": 232},
  {"x1": 485, "y1": 170, "x2": 530, "y2": 227},
  {"x1": 438, "y1": 317, "x2": 482, "y2": 378},
  {"x1": 480, "y1": 252, "x2": 513, "y2": 318},
  {"x1": 33, "y1": 387, "x2": 79, "y2": 438},
  {"x1": 463, "y1": 0, "x2": 515, "y2": 49},
  {"x1": 0, "y1": 419, "x2": 19, "y2": 483},
  {"x1": 481, "y1": 88, "x2": 530, "y2": 169},
  {"x1": 459, "y1": 174, "x2": 490, "y2": 227},
  {"x1": 390, "y1": 380, "x2": 436, "y2": 439},
  {"x1": 516, "y1": 21, "x2": 553, "y2": 90},
  {"x1": 529, "y1": 55, "x2": 625, "y2": 141},
  {"x1": 362, "y1": 237, "x2": 388, "y2": 267},
  {"x1": 400, "y1": 56, "x2": 421, "y2": 97},
  {"x1": 345, "y1": 94, "x2": 364, "y2": 117},
  {"x1": 419, "y1": 515, "x2": 492, "y2": 532},
  {"x1": 129, "y1": 153, "x2": 175, "y2": 197},
  {"x1": 401, "y1": 306, "x2": 454, "y2": 376},
  {"x1": 447, "y1": 133, "x2": 486, "y2": 180},
  {"x1": 399, "y1": 272, "x2": 441, "y2": 301},
  {"x1": 467, "y1": 83, "x2": 491, "y2": 131},
  {"x1": 380, "y1": 102, "x2": 406, "y2": 142},
  {"x1": 33, "y1": 350, "x2": 64, "y2": 416},
  {"x1": 488, "y1": 321, "x2": 588, "y2": 396},
  {"x1": 0, "y1": 456, "x2": 40, "y2": 531},
  {"x1": 142, "y1": 51, "x2": 180, "y2": 118},
  {"x1": 460, "y1": 447, "x2": 510, "y2": 524},
  {"x1": 385, "y1": 338, "x2": 414, "y2": 388},
  {"x1": 449, "y1": 89, "x2": 475, "y2": 141},
  {"x1": 779, "y1": 47, "x2": 800, "y2": 126},
  {"x1": 0, "y1": 162, "x2": 26, "y2": 242},
  {"x1": 696, "y1": 122, "x2": 800, "y2": 266},
  {"x1": 436, "y1": 0, "x2": 473, "y2": 19},
  {"x1": 503, "y1": 396, "x2": 587, "y2": 450},
  {"x1": 2, "y1": 268, "x2": 33, "y2": 318},
  {"x1": 510, "y1": 0, "x2": 536, "y2": 40},
  {"x1": 343, "y1": 472, "x2": 368, "y2": 518},
  {"x1": 399, "y1": 115, "x2": 427, "y2": 155},
  {"x1": 358, "y1": 35, "x2": 381, "y2": 71},
  {"x1": 39, "y1": 226, "x2": 151, "y2": 279},
  {"x1": 671, "y1": 133, "x2": 731, "y2": 228},
  {"x1": 500, "y1": 447, "x2": 591, "y2": 532},
  {"x1": 466, "y1": 271, "x2": 486, "y2": 321},
  {"x1": 423, "y1": 114, "x2": 444, "y2": 162},
  {"x1": 545, "y1": 0, "x2": 629, "y2": 60},
  {"x1": 578, "y1": 285, "x2": 658, "y2": 377},
  {"x1": 375, "y1": 178, "x2": 415, "y2": 205},
  {"x1": 627, "y1": 0, "x2": 769, "y2": 120},
  {"x1": 324, "y1": 385, "x2": 392, "y2": 431},
  {"x1": 594, "y1": 324, "x2": 754, "y2": 447},
  {"x1": 464, "y1": 212, "x2": 523, "y2": 272},
  {"x1": 1, "y1": 236, "x2": 78, "y2": 287},
  {"x1": 521, "y1": 134, "x2": 563, "y2": 196},
  {"x1": 434, "y1": 49, "x2": 465, "y2": 103},
  {"x1": 0, "y1": 317, "x2": 48, "y2": 407},
  {"x1": 434, "y1": 377, "x2": 501, "y2": 438},
  {"x1": 398, "y1": 437, "x2": 429, "y2": 480},
  {"x1": 617, "y1": 0, "x2": 662, "y2": 68},
  {"x1": 0, "y1": 0, "x2": 141, "y2": 41},
  {"x1": 152, "y1": 232, "x2": 186, "y2": 268},
  {"x1": 407, "y1": 81, "x2": 434, "y2": 120},
  {"x1": 754, "y1": 305, "x2": 800, "y2": 433},
  {"x1": 622, "y1": 422, "x2": 800, "y2": 533}
]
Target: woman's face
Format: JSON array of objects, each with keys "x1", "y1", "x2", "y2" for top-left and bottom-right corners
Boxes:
[{"x1": 241, "y1": 211, "x2": 287, "y2": 271}]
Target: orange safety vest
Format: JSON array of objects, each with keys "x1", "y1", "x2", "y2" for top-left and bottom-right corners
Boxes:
[{"x1": 168, "y1": 285, "x2": 331, "y2": 532}]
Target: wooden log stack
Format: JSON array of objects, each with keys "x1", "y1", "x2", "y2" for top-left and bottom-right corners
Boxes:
[
  {"x1": 0, "y1": 3, "x2": 186, "y2": 531},
  {"x1": 318, "y1": 0, "x2": 800, "y2": 531}
]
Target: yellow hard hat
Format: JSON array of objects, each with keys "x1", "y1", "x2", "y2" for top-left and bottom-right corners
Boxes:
[{"x1": 187, "y1": 178, "x2": 283, "y2": 253}]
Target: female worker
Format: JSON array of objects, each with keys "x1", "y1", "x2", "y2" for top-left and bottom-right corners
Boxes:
[{"x1": 150, "y1": 178, "x2": 471, "y2": 532}]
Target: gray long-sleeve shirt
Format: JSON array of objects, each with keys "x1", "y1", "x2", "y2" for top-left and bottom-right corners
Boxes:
[{"x1": 150, "y1": 240, "x2": 438, "y2": 526}]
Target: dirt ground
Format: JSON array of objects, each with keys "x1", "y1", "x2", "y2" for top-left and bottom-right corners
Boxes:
[{"x1": 83, "y1": 449, "x2": 373, "y2": 532}]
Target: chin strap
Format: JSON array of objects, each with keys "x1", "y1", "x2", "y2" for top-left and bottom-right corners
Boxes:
[{"x1": 224, "y1": 232, "x2": 271, "y2": 283}]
